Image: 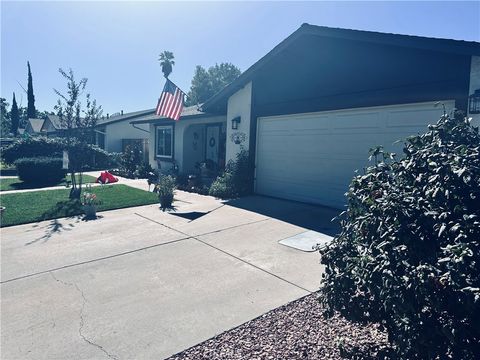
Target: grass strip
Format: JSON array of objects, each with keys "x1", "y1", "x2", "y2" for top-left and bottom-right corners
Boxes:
[
  {"x1": 0, "y1": 184, "x2": 159, "y2": 227},
  {"x1": 0, "y1": 174, "x2": 97, "y2": 192}
]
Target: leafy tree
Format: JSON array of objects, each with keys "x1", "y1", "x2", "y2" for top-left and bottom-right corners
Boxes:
[
  {"x1": 319, "y1": 111, "x2": 480, "y2": 358},
  {"x1": 54, "y1": 68, "x2": 102, "y2": 199},
  {"x1": 0, "y1": 98, "x2": 11, "y2": 137},
  {"x1": 186, "y1": 63, "x2": 241, "y2": 106},
  {"x1": 27, "y1": 61, "x2": 36, "y2": 119},
  {"x1": 158, "y1": 51, "x2": 175, "y2": 78},
  {"x1": 10, "y1": 93, "x2": 20, "y2": 136}
]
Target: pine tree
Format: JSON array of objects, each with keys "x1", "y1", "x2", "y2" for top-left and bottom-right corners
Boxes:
[
  {"x1": 27, "y1": 61, "x2": 36, "y2": 119},
  {"x1": 10, "y1": 93, "x2": 20, "y2": 136}
]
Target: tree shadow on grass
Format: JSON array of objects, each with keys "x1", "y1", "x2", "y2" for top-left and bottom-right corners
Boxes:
[{"x1": 8, "y1": 181, "x2": 67, "y2": 191}]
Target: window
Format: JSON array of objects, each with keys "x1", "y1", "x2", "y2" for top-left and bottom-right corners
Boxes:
[{"x1": 156, "y1": 126, "x2": 173, "y2": 158}]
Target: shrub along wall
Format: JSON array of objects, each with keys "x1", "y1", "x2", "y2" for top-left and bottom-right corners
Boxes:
[
  {"x1": 319, "y1": 112, "x2": 480, "y2": 358},
  {"x1": 209, "y1": 148, "x2": 253, "y2": 199}
]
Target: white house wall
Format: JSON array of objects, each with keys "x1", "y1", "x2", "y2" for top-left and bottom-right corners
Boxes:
[
  {"x1": 226, "y1": 81, "x2": 252, "y2": 162},
  {"x1": 181, "y1": 116, "x2": 226, "y2": 173},
  {"x1": 148, "y1": 115, "x2": 226, "y2": 173},
  {"x1": 105, "y1": 121, "x2": 149, "y2": 153},
  {"x1": 468, "y1": 56, "x2": 480, "y2": 126}
]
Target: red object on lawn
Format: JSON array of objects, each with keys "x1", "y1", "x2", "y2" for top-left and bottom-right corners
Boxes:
[{"x1": 96, "y1": 171, "x2": 119, "y2": 184}]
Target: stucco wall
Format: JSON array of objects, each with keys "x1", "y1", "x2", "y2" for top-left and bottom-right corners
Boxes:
[
  {"x1": 104, "y1": 121, "x2": 149, "y2": 153},
  {"x1": 182, "y1": 117, "x2": 226, "y2": 173},
  {"x1": 468, "y1": 56, "x2": 480, "y2": 126},
  {"x1": 226, "y1": 82, "x2": 252, "y2": 162},
  {"x1": 148, "y1": 115, "x2": 226, "y2": 173}
]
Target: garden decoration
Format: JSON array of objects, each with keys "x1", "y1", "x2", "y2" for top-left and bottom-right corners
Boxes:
[
  {"x1": 230, "y1": 132, "x2": 246, "y2": 145},
  {"x1": 96, "y1": 171, "x2": 118, "y2": 184},
  {"x1": 81, "y1": 185, "x2": 101, "y2": 219}
]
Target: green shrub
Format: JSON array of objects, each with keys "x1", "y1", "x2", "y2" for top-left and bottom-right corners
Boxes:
[
  {"x1": 154, "y1": 175, "x2": 176, "y2": 210},
  {"x1": 134, "y1": 161, "x2": 154, "y2": 179},
  {"x1": 319, "y1": 112, "x2": 480, "y2": 359},
  {"x1": 15, "y1": 157, "x2": 66, "y2": 184},
  {"x1": 209, "y1": 149, "x2": 253, "y2": 199},
  {"x1": 2, "y1": 137, "x2": 63, "y2": 164},
  {"x1": 1, "y1": 136, "x2": 114, "y2": 170}
]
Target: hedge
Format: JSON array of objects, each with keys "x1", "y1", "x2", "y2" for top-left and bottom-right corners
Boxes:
[
  {"x1": 15, "y1": 157, "x2": 66, "y2": 184},
  {"x1": 1, "y1": 136, "x2": 114, "y2": 170}
]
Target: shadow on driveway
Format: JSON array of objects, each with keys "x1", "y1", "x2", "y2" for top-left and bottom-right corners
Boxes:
[{"x1": 225, "y1": 195, "x2": 342, "y2": 237}]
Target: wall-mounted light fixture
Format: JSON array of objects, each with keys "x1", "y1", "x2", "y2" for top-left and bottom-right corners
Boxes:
[
  {"x1": 231, "y1": 116, "x2": 241, "y2": 130},
  {"x1": 469, "y1": 89, "x2": 480, "y2": 114}
]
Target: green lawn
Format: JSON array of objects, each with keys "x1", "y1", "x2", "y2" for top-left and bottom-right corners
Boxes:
[
  {"x1": 0, "y1": 184, "x2": 159, "y2": 227},
  {"x1": 0, "y1": 174, "x2": 97, "y2": 192}
]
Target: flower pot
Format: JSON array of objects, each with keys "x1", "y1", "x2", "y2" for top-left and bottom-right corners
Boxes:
[
  {"x1": 159, "y1": 194, "x2": 174, "y2": 210},
  {"x1": 83, "y1": 204, "x2": 97, "y2": 219}
]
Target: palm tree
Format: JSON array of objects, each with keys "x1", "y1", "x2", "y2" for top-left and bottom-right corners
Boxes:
[{"x1": 158, "y1": 51, "x2": 175, "y2": 78}]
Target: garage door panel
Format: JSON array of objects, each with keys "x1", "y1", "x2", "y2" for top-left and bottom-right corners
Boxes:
[
  {"x1": 386, "y1": 108, "x2": 443, "y2": 128},
  {"x1": 256, "y1": 101, "x2": 454, "y2": 208},
  {"x1": 333, "y1": 112, "x2": 381, "y2": 129}
]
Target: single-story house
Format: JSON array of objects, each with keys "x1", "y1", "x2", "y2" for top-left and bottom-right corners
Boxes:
[
  {"x1": 131, "y1": 105, "x2": 226, "y2": 173},
  {"x1": 25, "y1": 118, "x2": 45, "y2": 135},
  {"x1": 38, "y1": 111, "x2": 151, "y2": 156},
  {"x1": 94, "y1": 109, "x2": 152, "y2": 156},
  {"x1": 135, "y1": 24, "x2": 480, "y2": 208},
  {"x1": 40, "y1": 114, "x2": 63, "y2": 135}
]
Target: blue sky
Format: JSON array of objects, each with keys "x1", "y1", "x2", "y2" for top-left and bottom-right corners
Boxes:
[{"x1": 2, "y1": 1, "x2": 479, "y2": 115}]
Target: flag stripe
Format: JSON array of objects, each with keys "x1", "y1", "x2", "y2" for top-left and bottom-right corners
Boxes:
[{"x1": 155, "y1": 80, "x2": 184, "y2": 121}]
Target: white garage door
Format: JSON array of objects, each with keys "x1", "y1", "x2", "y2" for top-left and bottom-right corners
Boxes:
[{"x1": 255, "y1": 101, "x2": 454, "y2": 208}]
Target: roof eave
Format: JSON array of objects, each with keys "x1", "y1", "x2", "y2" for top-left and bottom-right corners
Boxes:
[
  {"x1": 130, "y1": 113, "x2": 223, "y2": 125},
  {"x1": 201, "y1": 24, "x2": 480, "y2": 112}
]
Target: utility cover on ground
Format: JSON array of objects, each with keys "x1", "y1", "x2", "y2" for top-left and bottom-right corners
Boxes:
[{"x1": 279, "y1": 230, "x2": 333, "y2": 252}]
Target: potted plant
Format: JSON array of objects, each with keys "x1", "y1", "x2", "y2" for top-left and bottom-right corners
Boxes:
[
  {"x1": 81, "y1": 185, "x2": 100, "y2": 219},
  {"x1": 154, "y1": 175, "x2": 176, "y2": 210}
]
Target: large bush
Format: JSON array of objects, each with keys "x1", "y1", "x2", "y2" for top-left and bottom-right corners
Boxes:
[
  {"x1": 15, "y1": 157, "x2": 66, "y2": 184},
  {"x1": 1, "y1": 137, "x2": 63, "y2": 164},
  {"x1": 319, "y1": 112, "x2": 480, "y2": 358},
  {"x1": 209, "y1": 148, "x2": 253, "y2": 199},
  {"x1": 112, "y1": 143, "x2": 152, "y2": 179},
  {"x1": 1, "y1": 136, "x2": 114, "y2": 170}
]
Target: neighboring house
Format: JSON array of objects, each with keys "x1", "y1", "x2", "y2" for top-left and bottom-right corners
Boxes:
[
  {"x1": 95, "y1": 109, "x2": 152, "y2": 156},
  {"x1": 131, "y1": 106, "x2": 226, "y2": 174},
  {"x1": 200, "y1": 24, "x2": 479, "y2": 208},
  {"x1": 41, "y1": 114, "x2": 63, "y2": 135},
  {"x1": 36, "y1": 112, "x2": 151, "y2": 156},
  {"x1": 25, "y1": 118, "x2": 45, "y2": 135}
]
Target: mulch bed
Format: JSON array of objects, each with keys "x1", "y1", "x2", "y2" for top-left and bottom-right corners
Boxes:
[{"x1": 166, "y1": 293, "x2": 394, "y2": 360}]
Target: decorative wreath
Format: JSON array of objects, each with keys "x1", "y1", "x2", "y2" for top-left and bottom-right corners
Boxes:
[
  {"x1": 230, "y1": 132, "x2": 247, "y2": 145},
  {"x1": 209, "y1": 137, "x2": 216, "y2": 147}
]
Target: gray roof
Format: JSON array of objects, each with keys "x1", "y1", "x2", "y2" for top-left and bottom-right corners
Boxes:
[
  {"x1": 130, "y1": 105, "x2": 209, "y2": 124},
  {"x1": 96, "y1": 109, "x2": 155, "y2": 126},
  {"x1": 202, "y1": 23, "x2": 480, "y2": 112},
  {"x1": 46, "y1": 114, "x2": 63, "y2": 129},
  {"x1": 28, "y1": 118, "x2": 45, "y2": 133}
]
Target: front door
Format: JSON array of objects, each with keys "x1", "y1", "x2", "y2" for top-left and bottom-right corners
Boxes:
[{"x1": 206, "y1": 125, "x2": 220, "y2": 165}]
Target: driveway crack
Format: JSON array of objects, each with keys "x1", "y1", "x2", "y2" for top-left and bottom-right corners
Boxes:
[{"x1": 49, "y1": 272, "x2": 119, "y2": 360}]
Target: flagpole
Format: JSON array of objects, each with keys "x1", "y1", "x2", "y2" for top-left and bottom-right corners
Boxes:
[{"x1": 164, "y1": 77, "x2": 200, "y2": 109}]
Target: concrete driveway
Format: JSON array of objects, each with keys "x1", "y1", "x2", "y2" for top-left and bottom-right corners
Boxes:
[{"x1": 1, "y1": 191, "x2": 340, "y2": 359}]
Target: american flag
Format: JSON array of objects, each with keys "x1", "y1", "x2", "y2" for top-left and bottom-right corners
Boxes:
[{"x1": 155, "y1": 79, "x2": 185, "y2": 120}]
